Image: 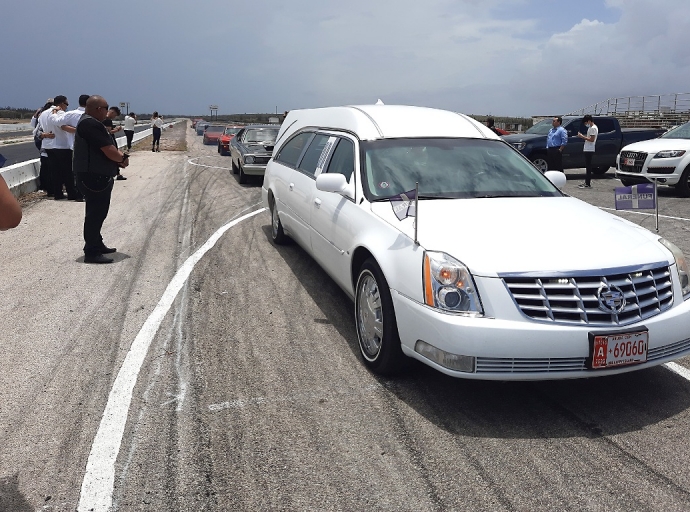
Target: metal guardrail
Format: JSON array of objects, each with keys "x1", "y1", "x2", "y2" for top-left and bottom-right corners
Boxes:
[
  {"x1": 0, "y1": 127, "x2": 158, "y2": 197},
  {"x1": 568, "y1": 93, "x2": 690, "y2": 128}
]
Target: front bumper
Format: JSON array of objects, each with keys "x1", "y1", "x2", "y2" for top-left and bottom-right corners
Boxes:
[
  {"x1": 391, "y1": 285, "x2": 690, "y2": 380},
  {"x1": 241, "y1": 163, "x2": 268, "y2": 176}
]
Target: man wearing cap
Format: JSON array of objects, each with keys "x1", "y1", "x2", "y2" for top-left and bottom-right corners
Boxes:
[{"x1": 73, "y1": 95, "x2": 129, "y2": 264}]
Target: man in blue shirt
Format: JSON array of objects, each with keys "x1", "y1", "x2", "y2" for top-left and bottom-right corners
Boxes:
[{"x1": 546, "y1": 116, "x2": 567, "y2": 173}]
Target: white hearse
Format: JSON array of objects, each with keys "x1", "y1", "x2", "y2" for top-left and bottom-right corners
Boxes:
[{"x1": 262, "y1": 104, "x2": 690, "y2": 380}]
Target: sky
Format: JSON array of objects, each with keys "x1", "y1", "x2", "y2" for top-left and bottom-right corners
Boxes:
[{"x1": 3, "y1": 0, "x2": 690, "y2": 118}]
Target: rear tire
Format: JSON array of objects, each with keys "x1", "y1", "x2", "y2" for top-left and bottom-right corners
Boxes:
[
  {"x1": 531, "y1": 156, "x2": 549, "y2": 173},
  {"x1": 270, "y1": 199, "x2": 289, "y2": 245},
  {"x1": 355, "y1": 258, "x2": 406, "y2": 376}
]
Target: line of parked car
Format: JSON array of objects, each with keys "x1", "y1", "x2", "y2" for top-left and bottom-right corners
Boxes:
[{"x1": 192, "y1": 118, "x2": 281, "y2": 184}]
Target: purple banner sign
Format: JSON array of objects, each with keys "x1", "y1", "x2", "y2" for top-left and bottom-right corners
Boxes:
[{"x1": 614, "y1": 183, "x2": 656, "y2": 210}]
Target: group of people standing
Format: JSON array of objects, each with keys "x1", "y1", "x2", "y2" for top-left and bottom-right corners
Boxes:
[
  {"x1": 31, "y1": 96, "x2": 141, "y2": 197},
  {"x1": 31, "y1": 94, "x2": 133, "y2": 262}
]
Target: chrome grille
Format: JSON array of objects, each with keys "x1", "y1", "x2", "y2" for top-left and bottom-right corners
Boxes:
[
  {"x1": 503, "y1": 265, "x2": 673, "y2": 326},
  {"x1": 619, "y1": 151, "x2": 648, "y2": 173}
]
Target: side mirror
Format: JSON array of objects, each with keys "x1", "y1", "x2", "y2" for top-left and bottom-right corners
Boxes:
[
  {"x1": 544, "y1": 170, "x2": 567, "y2": 189},
  {"x1": 316, "y1": 173, "x2": 348, "y2": 194}
]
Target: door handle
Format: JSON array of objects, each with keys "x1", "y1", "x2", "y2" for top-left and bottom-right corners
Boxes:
[
  {"x1": 289, "y1": 183, "x2": 294, "y2": 191},
  {"x1": 313, "y1": 198, "x2": 322, "y2": 208}
]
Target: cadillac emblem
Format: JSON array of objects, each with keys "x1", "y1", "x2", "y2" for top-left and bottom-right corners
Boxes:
[{"x1": 597, "y1": 284, "x2": 626, "y2": 314}]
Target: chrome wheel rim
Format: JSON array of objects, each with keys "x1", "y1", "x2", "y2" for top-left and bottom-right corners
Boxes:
[
  {"x1": 533, "y1": 158, "x2": 548, "y2": 172},
  {"x1": 357, "y1": 272, "x2": 383, "y2": 359}
]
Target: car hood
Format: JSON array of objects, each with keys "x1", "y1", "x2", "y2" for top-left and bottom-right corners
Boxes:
[
  {"x1": 369, "y1": 197, "x2": 670, "y2": 276},
  {"x1": 501, "y1": 133, "x2": 545, "y2": 144},
  {"x1": 622, "y1": 138, "x2": 690, "y2": 153}
]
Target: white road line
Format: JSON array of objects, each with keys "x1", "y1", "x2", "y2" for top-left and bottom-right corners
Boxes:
[
  {"x1": 664, "y1": 362, "x2": 690, "y2": 381},
  {"x1": 78, "y1": 206, "x2": 266, "y2": 512},
  {"x1": 187, "y1": 156, "x2": 233, "y2": 171},
  {"x1": 600, "y1": 206, "x2": 690, "y2": 223}
]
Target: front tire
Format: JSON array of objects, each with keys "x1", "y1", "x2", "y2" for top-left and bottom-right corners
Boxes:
[
  {"x1": 675, "y1": 165, "x2": 690, "y2": 197},
  {"x1": 531, "y1": 156, "x2": 549, "y2": 173},
  {"x1": 355, "y1": 258, "x2": 406, "y2": 376},
  {"x1": 592, "y1": 166, "x2": 610, "y2": 175},
  {"x1": 231, "y1": 159, "x2": 238, "y2": 174},
  {"x1": 239, "y1": 164, "x2": 248, "y2": 184}
]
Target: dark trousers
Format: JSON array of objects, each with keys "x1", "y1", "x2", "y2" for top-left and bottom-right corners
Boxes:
[
  {"x1": 547, "y1": 147, "x2": 563, "y2": 173},
  {"x1": 47, "y1": 148, "x2": 81, "y2": 199},
  {"x1": 152, "y1": 127, "x2": 161, "y2": 148},
  {"x1": 38, "y1": 154, "x2": 53, "y2": 195},
  {"x1": 124, "y1": 130, "x2": 134, "y2": 150},
  {"x1": 76, "y1": 173, "x2": 114, "y2": 255},
  {"x1": 584, "y1": 152, "x2": 594, "y2": 186}
]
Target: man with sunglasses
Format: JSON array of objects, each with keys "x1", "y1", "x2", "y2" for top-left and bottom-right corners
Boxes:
[{"x1": 73, "y1": 96, "x2": 130, "y2": 264}]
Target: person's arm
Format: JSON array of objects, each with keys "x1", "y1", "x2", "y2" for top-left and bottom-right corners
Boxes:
[
  {"x1": 0, "y1": 176, "x2": 22, "y2": 230},
  {"x1": 100, "y1": 145, "x2": 130, "y2": 168},
  {"x1": 60, "y1": 125, "x2": 76, "y2": 134},
  {"x1": 559, "y1": 128, "x2": 568, "y2": 151}
]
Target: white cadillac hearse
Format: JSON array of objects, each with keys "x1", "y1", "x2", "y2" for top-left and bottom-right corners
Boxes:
[{"x1": 262, "y1": 104, "x2": 690, "y2": 380}]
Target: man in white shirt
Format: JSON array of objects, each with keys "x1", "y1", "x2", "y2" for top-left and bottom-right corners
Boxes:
[
  {"x1": 43, "y1": 95, "x2": 82, "y2": 201},
  {"x1": 577, "y1": 115, "x2": 599, "y2": 188},
  {"x1": 123, "y1": 112, "x2": 136, "y2": 150}
]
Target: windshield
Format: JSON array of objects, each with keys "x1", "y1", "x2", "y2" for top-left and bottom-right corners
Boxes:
[
  {"x1": 660, "y1": 122, "x2": 690, "y2": 140},
  {"x1": 224, "y1": 127, "x2": 241, "y2": 135},
  {"x1": 244, "y1": 128, "x2": 279, "y2": 143},
  {"x1": 524, "y1": 119, "x2": 554, "y2": 135},
  {"x1": 361, "y1": 138, "x2": 562, "y2": 200},
  {"x1": 206, "y1": 126, "x2": 224, "y2": 133}
]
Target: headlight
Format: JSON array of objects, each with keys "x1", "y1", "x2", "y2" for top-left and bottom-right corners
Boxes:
[
  {"x1": 423, "y1": 251, "x2": 483, "y2": 314},
  {"x1": 245, "y1": 155, "x2": 255, "y2": 164},
  {"x1": 659, "y1": 238, "x2": 690, "y2": 297},
  {"x1": 654, "y1": 150, "x2": 686, "y2": 159},
  {"x1": 512, "y1": 142, "x2": 526, "y2": 151}
]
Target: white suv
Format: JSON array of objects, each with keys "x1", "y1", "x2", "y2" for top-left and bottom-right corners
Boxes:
[{"x1": 616, "y1": 121, "x2": 690, "y2": 196}]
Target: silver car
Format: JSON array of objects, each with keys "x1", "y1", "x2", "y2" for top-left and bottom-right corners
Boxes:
[{"x1": 230, "y1": 125, "x2": 280, "y2": 183}]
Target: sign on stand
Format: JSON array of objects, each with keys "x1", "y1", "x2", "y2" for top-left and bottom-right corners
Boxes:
[{"x1": 614, "y1": 181, "x2": 659, "y2": 232}]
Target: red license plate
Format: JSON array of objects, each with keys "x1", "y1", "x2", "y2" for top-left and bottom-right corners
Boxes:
[
  {"x1": 623, "y1": 157, "x2": 636, "y2": 166},
  {"x1": 591, "y1": 330, "x2": 648, "y2": 369}
]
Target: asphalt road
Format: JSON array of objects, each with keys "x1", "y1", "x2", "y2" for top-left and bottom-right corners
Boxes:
[
  {"x1": 0, "y1": 125, "x2": 151, "y2": 167},
  {"x1": 2, "y1": 124, "x2": 690, "y2": 511}
]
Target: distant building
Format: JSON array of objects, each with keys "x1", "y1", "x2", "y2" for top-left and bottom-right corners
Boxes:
[{"x1": 268, "y1": 117, "x2": 280, "y2": 124}]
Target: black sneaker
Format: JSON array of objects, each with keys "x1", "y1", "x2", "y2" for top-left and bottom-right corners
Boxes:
[
  {"x1": 116, "y1": 175, "x2": 127, "y2": 180},
  {"x1": 84, "y1": 253, "x2": 114, "y2": 264},
  {"x1": 577, "y1": 183, "x2": 592, "y2": 189}
]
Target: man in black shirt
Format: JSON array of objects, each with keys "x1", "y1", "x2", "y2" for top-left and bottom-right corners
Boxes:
[
  {"x1": 103, "y1": 106, "x2": 127, "y2": 180},
  {"x1": 73, "y1": 96, "x2": 130, "y2": 264}
]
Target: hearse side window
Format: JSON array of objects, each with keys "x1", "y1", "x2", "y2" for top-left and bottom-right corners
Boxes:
[
  {"x1": 275, "y1": 132, "x2": 313, "y2": 167},
  {"x1": 325, "y1": 138, "x2": 355, "y2": 182},
  {"x1": 299, "y1": 134, "x2": 331, "y2": 177}
]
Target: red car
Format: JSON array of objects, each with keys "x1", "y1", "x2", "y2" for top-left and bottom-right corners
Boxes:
[
  {"x1": 202, "y1": 125, "x2": 226, "y2": 145},
  {"x1": 217, "y1": 125, "x2": 243, "y2": 155}
]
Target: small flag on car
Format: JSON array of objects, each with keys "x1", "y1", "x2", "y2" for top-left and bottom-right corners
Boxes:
[{"x1": 390, "y1": 189, "x2": 417, "y2": 220}]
